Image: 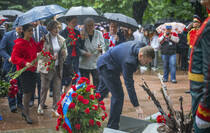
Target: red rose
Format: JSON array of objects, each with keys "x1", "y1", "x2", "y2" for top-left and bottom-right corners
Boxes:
[
  {"x1": 86, "y1": 79, "x2": 90, "y2": 84},
  {"x1": 102, "y1": 116, "x2": 105, "y2": 121},
  {"x1": 57, "y1": 105, "x2": 62, "y2": 115},
  {"x1": 71, "y1": 93, "x2": 77, "y2": 98},
  {"x1": 96, "y1": 121, "x2": 101, "y2": 127},
  {"x1": 89, "y1": 95, "x2": 95, "y2": 100},
  {"x1": 75, "y1": 124, "x2": 81, "y2": 130},
  {"x1": 10, "y1": 79, "x2": 17, "y2": 85},
  {"x1": 156, "y1": 115, "x2": 164, "y2": 123},
  {"x1": 80, "y1": 77, "x2": 86, "y2": 82},
  {"x1": 77, "y1": 95, "x2": 83, "y2": 102},
  {"x1": 100, "y1": 105, "x2": 106, "y2": 111},
  {"x1": 104, "y1": 112, "x2": 108, "y2": 118},
  {"x1": 85, "y1": 108, "x2": 90, "y2": 114},
  {"x1": 92, "y1": 105, "x2": 98, "y2": 111},
  {"x1": 48, "y1": 62, "x2": 51, "y2": 65},
  {"x1": 68, "y1": 102, "x2": 75, "y2": 109},
  {"x1": 89, "y1": 119, "x2": 94, "y2": 126},
  {"x1": 57, "y1": 118, "x2": 62, "y2": 126},
  {"x1": 46, "y1": 67, "x2": 49, "y2": 71},
  {"x1": 71, "y1": 85, "x2": 77, "y2": 91},
  {"x1": 95, "y1": 93, "x2": 101, "y2": 99},
  {"x1": 57, "y1": 101, "x2": 61, "y2": 106},
  {"x1": 62, "y1": 122, "x2": 68, "y2": 130},
  {"x1": 85, "y1": 87, "x2": 91, "y2": 92},
  {"x1": 72, "y1": 73, "x2": 79, "y2": 81},
  {"x1": 99, "y1": 101, "x2": 105, "y2": 105},
  {"x1": 13, "y1": 84, "x2": 18, "y2": 89},
  {"x1": 61, "y1": 93, "x2": 66, "y2": 99},
  {"x1": 56, "y1": 125, "x2": 59, "y2": 131},
  {"x1": 87, "y1": 85, "x2": 96, "y2": 89},
  {"x1": 82, "y1": 99, "x2": 89, "y2": 105},
  {"x1": 78, "y1": 79, "x2": 84, "y2": 84},
  {"x1": 168, "y1": 114, "x2": 171, "y2": 118},
  {"x1": 9, "y1": 86, "x2": 15, "y2": 91},
  {"x1": 45, "y1": 63, "x2": 47, "y2": 67}
]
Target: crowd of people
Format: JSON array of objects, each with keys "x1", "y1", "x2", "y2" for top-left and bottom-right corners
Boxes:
[{"x1": 0, "y1": 0, "x2": 210, "y2": 132}]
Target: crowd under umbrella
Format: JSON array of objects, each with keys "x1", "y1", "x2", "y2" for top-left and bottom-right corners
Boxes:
[
  {"x1": 104, "y1": 13, "x2": 138, "y2": 30},
  {"x1": 57, "y1": 6, "x2": 106, "y2": 25},
  {"x1": 0, "y1": 15, "x2": 8, "y2": 26},
  {"x1": 0, "y1": 10, "x2": 23, "y2": 22},
  {"x1": 13, "y1": 4, "x2": 67, "y2": 28}
]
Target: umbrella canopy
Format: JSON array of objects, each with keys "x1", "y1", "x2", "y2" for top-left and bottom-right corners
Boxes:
[
  {"x1": 155, "y1": 17, "x2": 180, "y2": 26},
  {"x1": 0, "y1": 15, "x2": 8, "y2": 26},
  {"x1": 104, "y1": 13, "x2": 138, "y2": 30},
  {"x1": 156, "y1": 22, "x2": 186, "y2": 34},
  {"x1": 0, "y1": 10, "x2": 23, "y2": 22},
  {"x1": 57, "y1": 6, "x2": 105, "y2": 25},
  {"x1": 13, "y1": 4, "x2": 67, "y2": 28}
]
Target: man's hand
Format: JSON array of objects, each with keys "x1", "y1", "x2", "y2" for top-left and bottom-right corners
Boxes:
[
  {"x1": 84, "y1": 52, "x2": 92, "y2": 57},
  {"x1": 136, "y1": 106, "x2": 144, "y2": 119},
  {"x1": 26, "y1": 62, "x2": 33, "y2": 68},
  {"x1": 186, "y1": 22, "x2": 193, "y2": 30},
  {"x1": 196, "y1": 116, "x2": 210, "y2": 129},
  {"x1": 8, "y1": 57, "x2": 13, "y2": 64}
]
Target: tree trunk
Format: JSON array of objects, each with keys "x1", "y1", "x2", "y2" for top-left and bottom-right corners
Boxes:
[{"x1": 132, "y1": 0, "x2": 148, "y2": 24}]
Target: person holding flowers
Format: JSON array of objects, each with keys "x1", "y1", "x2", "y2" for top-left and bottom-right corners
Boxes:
[
  {"x1": 11, "y1": 23, "x2": 45, "y2": 124},
  {"x1": 79, "y1": 18, "x2": 105, "y2": 91},
  {"x1": 37, "y1": 20, "x2": 67, "y2": 116}
]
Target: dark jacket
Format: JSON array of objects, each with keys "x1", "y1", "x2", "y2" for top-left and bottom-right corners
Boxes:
[
  {"x1": 32, "y1": 25, "x2": 48, "y2": 42},
  {"x1": 59, "y1": 28, "x2": 84, "y2": 61},
  {"x1": 97, "y1": 41, "x2": 146, "y2": 107},
  {"x1": 0, "y1": 30, "x2": 17, "y2": 72}
]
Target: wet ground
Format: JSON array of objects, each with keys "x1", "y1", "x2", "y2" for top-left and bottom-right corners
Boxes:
[{"x1": 0, "y1": 69, "x2": 191, "y2": 132}]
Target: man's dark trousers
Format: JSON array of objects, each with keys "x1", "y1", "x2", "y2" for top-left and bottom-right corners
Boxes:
[{"x1": 97, "y1": 65, "x2": 124, "y2": 130}]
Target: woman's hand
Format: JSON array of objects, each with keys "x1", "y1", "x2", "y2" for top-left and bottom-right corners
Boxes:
[
  {"x1": 52, "y1": 54, "x2": 58, "y2": 60},
  {"x1": 136, "y1": 106, "x2": 144, "y2": 119},
  {"x1": 26, "y1": 62, "x2": 33, "y2": 68},
  {"x1": 97, "y1": 45, "x2": 102, "y2": 52}
]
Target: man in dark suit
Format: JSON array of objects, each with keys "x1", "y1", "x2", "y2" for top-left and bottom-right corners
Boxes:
[
  {"x1": 96, "y1": 41, "x2": 154, "y2": 129},
  {"x1": 30, "y1": 21, "x2": 48, "y2": 107},
  {"x1": 0, "y1": 26, "x2": 23, "y2": 113}
]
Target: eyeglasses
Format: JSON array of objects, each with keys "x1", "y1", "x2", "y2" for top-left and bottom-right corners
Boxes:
[{"x1": 193, "y1": 21, "x2": 200, "y2": 23}]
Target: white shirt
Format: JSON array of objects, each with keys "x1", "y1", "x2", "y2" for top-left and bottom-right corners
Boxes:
[{"x1": 50, "y1": 34, "x2": 60, "y2": 66}]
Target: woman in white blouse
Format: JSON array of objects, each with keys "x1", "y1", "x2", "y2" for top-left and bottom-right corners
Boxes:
[
  {"x1": 79, "y1": 18, "x2": 105, "y2": 91},
  {"x1": 37, "y1": 20, "x2": 67, "y2": 116}
]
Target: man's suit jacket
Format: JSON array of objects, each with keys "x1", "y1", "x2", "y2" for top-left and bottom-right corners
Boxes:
[{"x1": 0, "y1": 30, "x2": 18, "y2": 72}]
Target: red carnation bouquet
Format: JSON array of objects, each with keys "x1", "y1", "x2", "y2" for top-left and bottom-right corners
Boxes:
[
  {"x1": 56, "y1": 77, "x2": 107, "y2": 133},
  {"x1": 0, "y1": 79, "x2": 19, "y2": 99}
]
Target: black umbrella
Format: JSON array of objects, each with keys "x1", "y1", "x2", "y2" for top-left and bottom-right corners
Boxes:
[
  {"x1": 155, "y1": 17, "x2": 180, "y2": 26},
  {"x1": 57, "y1": 6, "x2": 105, "y2": 25},
  {"x1": 104, "y1": 13, "x2": 138, "y2": 30},
  {"x1": 0, "y1": 10, "x2": 23, "y2": 22}
]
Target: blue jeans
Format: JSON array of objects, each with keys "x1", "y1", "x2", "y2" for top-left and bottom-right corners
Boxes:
[
  {"x1": 96, "y1": 66, "x2": 123, "y2": 130},
  {"x1": 161, "y1": 54, "x2": 176, "y2": 81}
]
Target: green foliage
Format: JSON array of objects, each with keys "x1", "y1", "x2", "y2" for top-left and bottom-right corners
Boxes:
[{"x1": 0, "y1": 80, "x2": 10, "y2": 98}]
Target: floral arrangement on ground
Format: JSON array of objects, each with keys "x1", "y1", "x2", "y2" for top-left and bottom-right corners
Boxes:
[{"x1": 56, "y1": 77, "x2": 107, "y2": 133}]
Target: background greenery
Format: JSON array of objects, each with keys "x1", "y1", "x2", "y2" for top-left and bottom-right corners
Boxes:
[{"x1": 0, "y1": 0, "x2": 208, "y2": 25}]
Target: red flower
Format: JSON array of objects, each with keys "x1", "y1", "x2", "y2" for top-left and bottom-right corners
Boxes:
[
  {"x1": 77, "y1": 35, "x2": 81, "y2": 38},
  {"x1": 57, "y1": 105, "x2": 62, "y2": 115},
  {"x1": 71, "y1": 93, "x2": 77, "y2": 98},
  {"x1": 92, "y1": 105, "x2": 98, "y2": 111},
  {"x1": 82, "y1": 99, "x2": 89, "y2": 105},
  {"x1": 75, "y1": 124, "x2": 81, "y2": 130},
  {"x1": 10, "y1": 79, "x2": 17, "y2": 85},
  {"x1": 104, "y1": 112, "x2": 108, "y2": 118},
  {"x1": 57, "y1": 101, "x2": 61, "y2": 106},
  {"x1": 95, "y1": 93, "x2": 101, "y2": 99},
  {"x1": 156, "y1": 115, "x2": 164, "y2": 123},
  {"x1": 62, "y1": 122, "x2": 68, "y2": 130},
  {"x1": 86, "y1": 79, "x2": 90, "y2": 84},
  {"x1": 46, "y1": 67, "x2": 49, "y2": 71},
  {"x1": 99, "y1": 101, "x2": 105, "y2": 105},
  {"x1": 57, "y1": 118, "x2": 62, "y2": 126},
  {"x1": 102, "y1": 116, "x2": 105, "y2": 121},
  {"x1": 85, "y1": 108, "x2": 90, "y2": 114},
  {"x1": 8, "y1": 91, "x2": 15, "y2": 98},
  {"x1": 56, "y1": 125, "x2": 59, "y2": 131},
  {"x1": 168, "y1": 114, "x2": 171, "y2": 118},
  {"x1": 9, "y1": 86, "x2": 15, "y2": 91},
  {"x1": 61, "y1": 93, "x2": 66, "y2": 99},
  {"x1": 48, "y1": 62, "x2": 51, "y2": 65},
  {"x1": 85, "y1": 87, "x2": 91, "y2": 92},
  {"x1": 77, "y1": 95, "x2": 84, "y2": 102},
  {"x1": 109, "y1": 41, "x2": 115, "y2": 47},
  {"x1": 45, "y1": 63, "x2": 47, "y2": 67},
  {"x1": 100, "y1": 105, "x2": 106, "y2": 111},
  {"x1": 78, "y1": 79, "x2": 84, "y2": 84},
  {"x1": 87, "y1": 85, "x2": 96, "y2": 89},
  {"x1": 13, "y1": 84, "x2": 18, "y2": 89},
  {"x1": 68, "y1": 102, "x2": 75, "y2": 109},
  {"x1": 89, "y1": 119, "x2": 94, "y2": 126},
  {"x1": 89, "y1": 95, "x2": 95, "y2": 100},
  {"x1": 14, "y1": 88, "x2": 19, "y2": 94},
  {"x1": 72, "y1": 73, "x2": 79, "y2": 81},
  {"x1": 96, "y1": 121, "x2": 101, "y2": 127},
  {"x1": 71, "y1": 85, "x2": 77, "y2": 91}
]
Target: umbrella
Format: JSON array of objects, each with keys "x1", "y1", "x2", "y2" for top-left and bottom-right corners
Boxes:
[
  {"x1": 0, "y1": 15, "x2": 8, "y2": 26},
  {"x1": 142, "y1": 24, "x2": 155, "y2": 31},
  {"x1": 156, "y1": 22, "x2": 186, "y2": 34},
  {"x1": 104, "y1": 13, "x2": 138, "y2": 30},
  {"x1": 0, "y1": 10, "x2": 23, "y2": 22},
  {"x1": 13, "y1": 4, "x2": 67, "y2": 28},
  {"x1": 57, "y1": 6, "x2": 105, "y2": 25},
  {"x1": 155, "y1": 17, "x2": 180, "y2": 27}
]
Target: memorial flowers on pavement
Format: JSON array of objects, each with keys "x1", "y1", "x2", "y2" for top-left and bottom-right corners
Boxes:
[{"x1": 56, "y1": 77, "x2": 107, "y2": 133}]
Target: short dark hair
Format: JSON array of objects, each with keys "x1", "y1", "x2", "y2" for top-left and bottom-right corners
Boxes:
[
  {"x1": 66, "y1": 16, "x2": 77, "y2": 23},
  {"x1": 140, "y1": 46, "x2": 155, "y2": 59},
  {"x1": 21, "y1": 24, "x2": 33, "y2": 38},
  {"x1": 47, "y1": 20, "x2": 60, "y2": 31}
]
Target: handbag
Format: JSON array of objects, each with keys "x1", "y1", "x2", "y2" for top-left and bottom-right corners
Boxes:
[{"x1": 62, "y1": 60, "x2": 74, "y2": 78}]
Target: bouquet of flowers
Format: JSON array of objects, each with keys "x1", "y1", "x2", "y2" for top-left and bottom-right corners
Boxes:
[
  {"x1": 7, "y1": 50, "x2": 52, "y2": 79},
  {"x1": 0, "y1": 79, "x2": 19, "y2": 99},
  {"x1": 56, "y1": 77, "x2": 107, "y2": 133}
]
